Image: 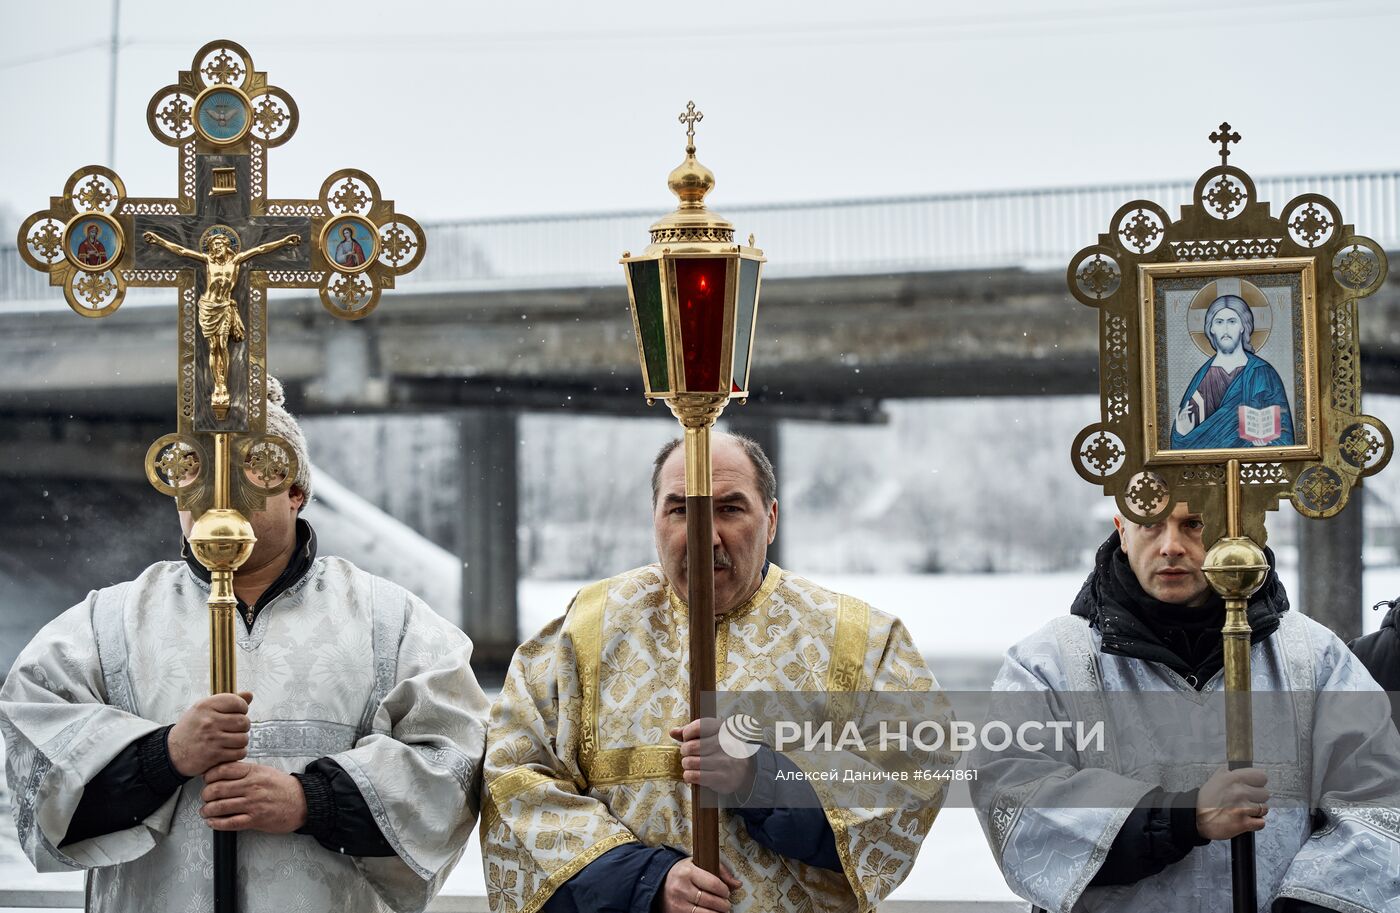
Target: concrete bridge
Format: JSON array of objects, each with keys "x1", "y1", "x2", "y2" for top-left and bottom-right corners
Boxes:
[
  {"x1": 9, "y1": 171, "x2": 1400, "y2": 414},
  {"x1": 4, "y1": 171, "x2": 1400, "y2": 665}
]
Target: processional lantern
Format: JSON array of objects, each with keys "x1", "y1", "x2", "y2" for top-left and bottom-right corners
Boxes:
[
  {"x1": 15, "y1": 40, "x2": 426, "y2": 913},
  {"x1": 621, "y1": 101, "x2": 764, "y2": 407},
  {"x1": 1069, "y1": 123, "x2": 1391, "y2": 913},
  {"x1": 620, "y1": 101, "x2": 765, "y2": 877}
]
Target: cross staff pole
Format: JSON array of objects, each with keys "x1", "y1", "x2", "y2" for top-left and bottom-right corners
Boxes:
[
  {"x1": 189, "y1": 432, "x2": 256, "y2": 911},
  {"x1": 1202, "y1": 460, "x2": 1269, "y2": 913},
  {"x1": 620, "y1": 101, "x2": 766, "y2": 877},
  {"x1": 15, "y1": 39, "x2": 427, "y2": 913}
]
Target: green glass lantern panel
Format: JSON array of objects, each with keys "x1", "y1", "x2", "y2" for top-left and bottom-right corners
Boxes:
[
  {"x1": 732, "y1": 258, "x2": 760, "y2": 393},
  {"x1": 628, "y1": 259, "x2": 670, "y2": 393},
  {"x1": 674, "y1": 257, "x2": 729, "y2": 393}
]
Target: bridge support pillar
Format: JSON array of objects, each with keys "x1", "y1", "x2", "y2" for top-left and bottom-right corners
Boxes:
[
  {"x1": 724, "y1": 414, "x2": 782, "y2": 567},
  {"x1": 454, "y1": 408, "x2": 520, "y2": 672},
  {"x1": 1298, "y1": 491, "x2": 1364, "y2": 642}
]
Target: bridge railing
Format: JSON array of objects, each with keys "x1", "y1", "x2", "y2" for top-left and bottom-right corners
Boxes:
[{"x1": 4, "y1": 171, "x2": 1399, "y2": 299}]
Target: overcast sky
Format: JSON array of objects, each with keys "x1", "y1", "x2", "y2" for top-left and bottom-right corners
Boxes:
[{"x1": 3, "y1": 0, "x2": 1399, "y2": 231}]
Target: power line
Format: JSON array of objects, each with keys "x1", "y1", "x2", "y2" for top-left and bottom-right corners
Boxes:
[
  {"x1": 4, "y1": 0, "x2": 1386, "y2": 68},
  {"x1": 0, "y1": 38, "x2": 111, "y2": 72},
  {"x1": 5, "y1": 0, "x2": 1394, "y2": 71},
  {"x1": 105, "y1": 0, "x2": 1400, "y2": 49}
]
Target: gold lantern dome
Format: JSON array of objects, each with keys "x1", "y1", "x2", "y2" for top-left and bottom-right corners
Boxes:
[
  {"x1": 648, "y1": 104, "x2": 735, "y2": 246},
  {"x1": 667, "y1": 142, "x2": 716, "y2": 209},
  {"x1": 653, "y1": 134, "x2": 730, "y2": 240},
  {"x1": 622, "y1": 101, "x2": 765, "y2": 405}
]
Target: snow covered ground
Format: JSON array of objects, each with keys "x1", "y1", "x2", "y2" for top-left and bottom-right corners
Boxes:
[{"x1": 3, "y1": 568, "x2": 1397, "y2": 904}]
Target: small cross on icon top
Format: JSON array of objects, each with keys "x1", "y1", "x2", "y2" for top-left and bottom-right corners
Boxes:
[{"x1": 1210, "y1": 122, "x2": 1242, "y2": 166}]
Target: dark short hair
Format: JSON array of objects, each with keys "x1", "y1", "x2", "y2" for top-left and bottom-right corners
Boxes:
[{"x1": 651, "y1": 432, "x2": 777, "y2": 506}]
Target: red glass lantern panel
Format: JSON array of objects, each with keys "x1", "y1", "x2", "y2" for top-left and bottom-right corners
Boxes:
[{"x1": 674, "y1": 257, "x2": 729, "y2": 393}]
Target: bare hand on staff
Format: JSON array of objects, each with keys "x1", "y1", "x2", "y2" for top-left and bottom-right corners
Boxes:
[
  {"x1": 168, "y1": 691, "x2": 253, "y2": 777},
  {"x1": 1196, "y1": 767, "x2": 1270, "y2": 840},
  {"x1": 672, "y1": 718, "x2": 756, "y2": 796},
  {"x1": 659, "y1": 858, "x2": 742, "y2": 913},
  {"x1": 199, "y1": 761, "x2": 307, "y2": 834}
]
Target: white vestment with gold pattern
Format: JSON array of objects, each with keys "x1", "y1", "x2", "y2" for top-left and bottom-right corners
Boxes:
[{"x1": 481, "y1": 563, "x2": 950, "y2": 913}]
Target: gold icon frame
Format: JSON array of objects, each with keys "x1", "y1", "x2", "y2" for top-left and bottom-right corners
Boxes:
[
  {"x1": 61, "y1": 211, "x2": 124, "y2": 274},
  {"x1": 191, "y1": 84, "x2": 254, "y2": 146},
  {"x1": 319, "y1": 214, "x2": 382, "y2": 276},
  {"x1": 1138, "y1": 257, "x2": 1320, "y2": 466}
]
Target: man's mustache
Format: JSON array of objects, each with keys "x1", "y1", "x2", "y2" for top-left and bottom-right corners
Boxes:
[
  {"x1": 1214, "y1": 333, "x2": 1240, "y2": 353},
  {"x1": 681, "y1": 546, "x2": 734, "y2": 574}
]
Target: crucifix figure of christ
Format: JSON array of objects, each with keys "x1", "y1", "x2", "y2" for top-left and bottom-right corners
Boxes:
[
  {"x1": 143, "y1": 225, "x2": 301, "y2": 417},
  {"x1": 130, "y1": 149, "x2": 314, "y2": 433},
  {"x1": 12, "y1": 39, "x2": 428, "y2": 913}
]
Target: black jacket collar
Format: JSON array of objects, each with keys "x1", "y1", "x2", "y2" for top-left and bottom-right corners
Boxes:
[
  {"x1": 1070, "y1": 531, "x2": 1289, "y2": 688},
  {"x1": 182, "y1": 517, "x2": 317, "y2": 629}
]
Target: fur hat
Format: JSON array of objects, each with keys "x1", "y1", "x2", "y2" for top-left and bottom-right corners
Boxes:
[{"x1": 264, "y1": 376, "x2": 312, "y2": 507}]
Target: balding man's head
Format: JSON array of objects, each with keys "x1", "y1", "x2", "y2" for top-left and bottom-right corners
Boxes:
[
  {"x1": 651, "y1": 432, "x2": 779, "y2": 616},
  {"x1": 651, "y1": 432, "x2": 776, "y2": 507}
]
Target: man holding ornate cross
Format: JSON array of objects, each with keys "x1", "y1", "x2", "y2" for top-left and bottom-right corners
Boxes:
[
  {"x1": 976, "y1": 124, "x2": 1400, "y2": 913},
  {"x1": 1, "y1": 380, "x2": 490, "y2": 912},
  {"x1": 4, "y1": 40, "x2": 456, "y2": 913}
]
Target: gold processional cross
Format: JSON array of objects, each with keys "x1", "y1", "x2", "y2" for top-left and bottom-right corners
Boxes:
[
  {"x1": 16, "y1": 39, "x2": 426, "y2": 520},
  {"x1": 15, "y1": 41, "x2": 427, "y2": 912}
]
